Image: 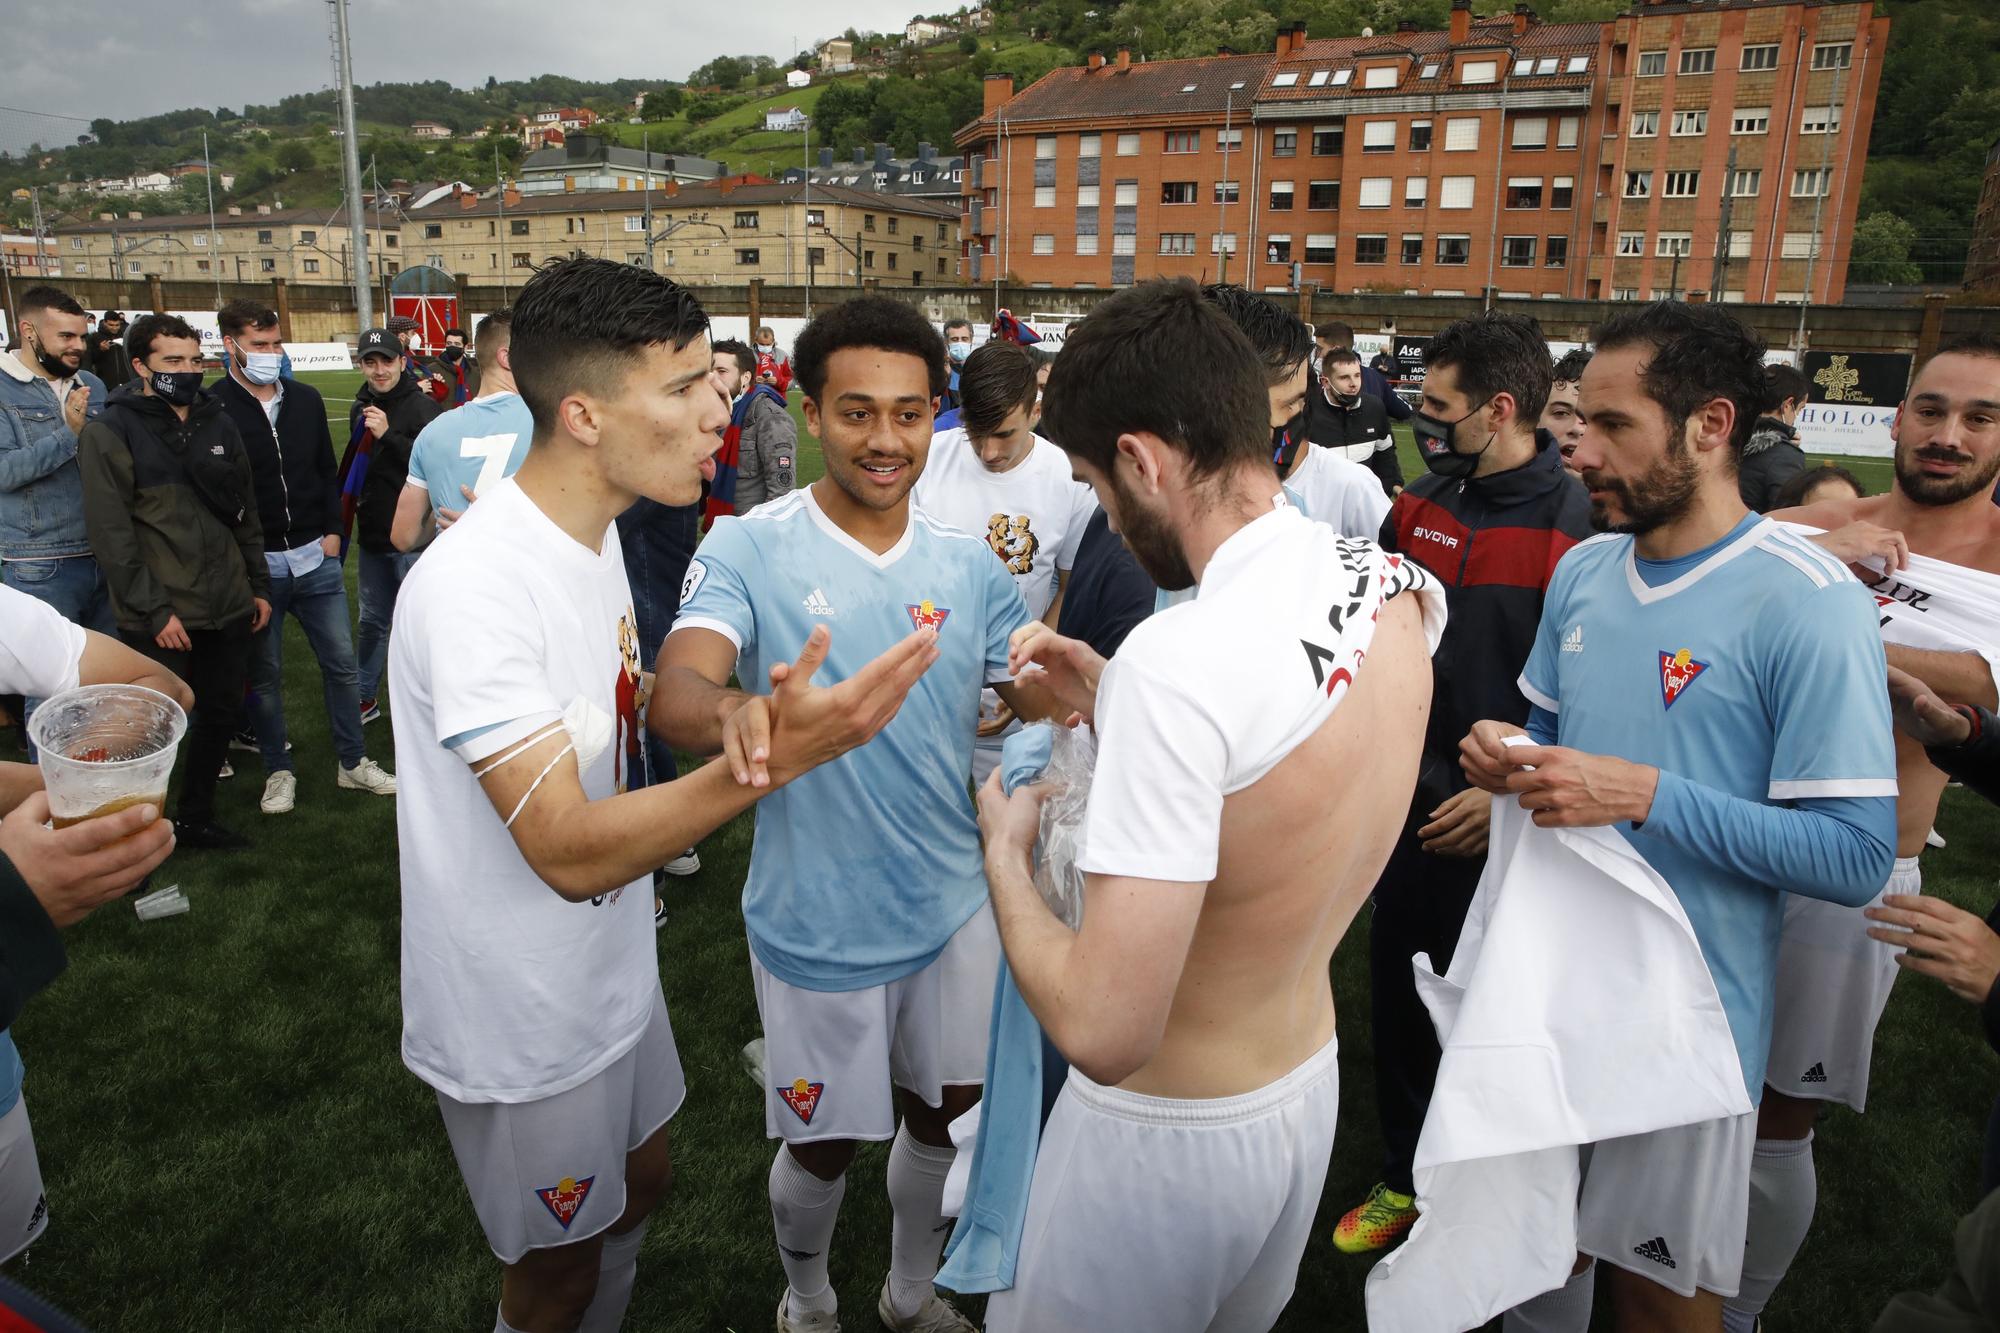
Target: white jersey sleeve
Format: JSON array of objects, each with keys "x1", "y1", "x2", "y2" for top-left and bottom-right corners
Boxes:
[
  {"x1": 1079, "y1": 652, "x2": 1231, "y2": 883},
  {"x1": 0, "y1": 585, "x2": 85, "y2": 699},
  {"x1": 412, "y1": 573, "x2": 562, "y2": 764}
]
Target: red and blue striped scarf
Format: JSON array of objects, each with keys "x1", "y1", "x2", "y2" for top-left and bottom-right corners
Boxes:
[
  {"x1": 335, "y1": 414, "x2": 376, "y2": 559},
  {"x1": 702, "y1": 384, "x2": 786, "y2": 532}
]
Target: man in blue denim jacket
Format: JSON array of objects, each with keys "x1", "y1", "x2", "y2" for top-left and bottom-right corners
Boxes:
[{"x1": 0, "y1": 286, "x2": 113, "y2": 750}]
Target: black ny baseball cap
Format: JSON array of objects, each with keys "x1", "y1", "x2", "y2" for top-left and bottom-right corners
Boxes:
[{"x1": 356, "y1": 328, "x2": 397, "y2": 361}]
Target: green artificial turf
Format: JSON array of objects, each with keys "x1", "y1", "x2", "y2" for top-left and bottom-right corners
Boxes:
[{"x1": 2, "y1": 373, "x2": 1980, "y2": 1330}]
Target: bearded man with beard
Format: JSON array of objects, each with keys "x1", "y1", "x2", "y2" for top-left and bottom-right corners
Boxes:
[{"x1": 1710, "y1": 331, "x2": 2000, "y2": 1333}]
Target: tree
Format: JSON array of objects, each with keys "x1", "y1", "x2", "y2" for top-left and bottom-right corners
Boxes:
[
  {"x1": 1848, "y1": 212, "x2": 1925, "y2": 286},
  {"x1": 274, "y1": 140, "x2": 316, "y2": 173},
  {"x1": 959, "y1": 33, "x2": 980, "y2": 54}
]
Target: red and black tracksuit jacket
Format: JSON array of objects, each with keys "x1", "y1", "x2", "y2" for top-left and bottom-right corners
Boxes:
[{"x1": 1379, "y1": 430, "x2": 1594, "y2": 823}]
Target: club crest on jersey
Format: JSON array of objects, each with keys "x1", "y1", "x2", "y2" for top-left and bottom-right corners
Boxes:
[
  {"x1": 778, "y1": 1078, "x2": 826, "y2": 1125},
  {"x1": 534, "y1": 1174, "x2": 596, "y2": 1230},
  {"x1": 906, "y1": 599, "x2": 951, "y2": 632},
  {"x1": 1658, "y1": 648, "x2": 1709, "y2": 710}
]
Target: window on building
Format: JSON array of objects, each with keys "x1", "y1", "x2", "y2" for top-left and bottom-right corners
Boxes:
[
  {"x1": 1812, "y1": 42, "x2": 1852, "y2": 70},
  {"x1": 1210, "y1": 232, "x2": 1238, "y2": 255},
  {"x1": 1440, "y1": 176, "x2": 1475, "y2": 209},
  {"x1": 1358, "y1": 178, "x2": 1391, "y2": 208},
  {"x1": 303, "y1": 258, "x2": 320, "y2": 273},
  {"x1": 736, "y1": 248, "x2": 761, "y2": 264},
  {"x1": 1355, "y1": 234, "x2": 1388, "y2": 264},
  {"x1": 1114, "y1": 181, "x2": 1139, "y2": 206},
  {"x1": 1445, "y1": 118, "x2": 1479, "y2": 151},
  {"x1": 807, "y1": 208, "x2": 826, "y2": 228},
  {"x1": 1035, "y1": 186, "x2": 1056, "y2": 207},
  {"x1": 1792, "y1": 168, "x2": 1831, "y2": 197},
  {"x1": 1461, "y1": 59, "x2": 1498, "y2": 85},
  {"x1": 1116, "y1": 133, "x2": 1141, "y2": 155},
  {"x1": 1410, "y1": 119, "x2": 1433, "y2": 151},
  {"x1": 1033, "y1": 234, "x2": 1055, "y2": 255},
  {"x1": 1078, "y1": 184, "x2": 1100, "y2": 206},
  {"x1": 1212, "y1": 180, "x2": 1240, "y2": 204},
  {"x1": 1556, "y1": 115, "x2": 1580, "y2": 149},
  {"x1": 1782, "y1": 232, "x2": 1823, "y2": 259},
  {"x1": 1401, "y1": 234, "x2": 1424, "y2": 264},
  {"x1": 1663, "y1": 170, "x2": 1700, "y2": 197},
  {"x1": 299, "y1": 229, "x2": 316, "y2": 244},
  {"x1": 1657, "y1": 232, "x2": 1693, "y2": 257},
  {"x1": 1165, "y1": 131, "x2": 1198, "y2": 153},
  {"x1": 1536, "y1": 57, "x2": 1560, "y2": 76},
  {"x1": 1405, "y1": 177, "x2": 1428, "y2": 207},
  {"x1": 1513, "y1": 117, "x2": 1549, "y2": 149},
  {"x1": 1161, "y1": 181, "x2": 1197, "y2": 204},
  {"x1": 1273, "y1": 128, "x2": 1297, "y2": 157},
  {"x1": 257, "y1": 229, "x2": 273, "y2": 244},
  {"x1": 1273, "y1": 72, "x2": 1299, "y2": 88},
  {"x1": 1546, "y1": 234, "x2": 1569, "y2": 267},
  {"x1": 1363, "y1": 120, "x2": 1396, "y2": 152},
  {"x1": 1216, "y1": 128, "x2": 1243, "y2": 151},
  {"x1": 1267, "y1": 234, "x2": 1292, "y2": 263},
  {"x1": 1733, "y1": 108, "x2": 1770, "y2": 135},
  {"x1": 938, "y1": 257, "x2": 948, "y2": 275},
  {"x1": 1514, "y1": 58, "x2": 1535, "y2": 77},
  {"x1": 1075, "y1": 133, "x2": 1100, "y2": 158},
  {"x1": 1308, "y1": 180, "x2": 1339, "y2": 210},
  {"x1": 1035, "y1": 135, "x2": 1057, "y2": 159},
  {"x1": 912, "y1": 233, "x2": 924, "y2": 251},
  {"x1": 1729, "y1": 169, "x2": 1761, "y2": 197},
  {"x1": 1729, "y1": 230, "x2": 1753, "y2": 259},
  {"x1": 729, "y1": 210, "x2": 756, "y2": 229},
  {"x1": 1506, "y1": 178, "x2": 1544, "y2": 209},
  {"x1": 1672, "y1": 110, "x2": 1708, "y2": 136},
  {"x1": 1680, "y1": 48, "x2": 1716, "y2": 75},
  {"x1": 69, "y1": 236, "x2": 81, "y2": 250},
  {"x1": 1551, "y1": 176, "x2": 1575, "y2": 209},
  {"x1": 864, "y1": 250, "x2": 875, "y2": 269},
  {"x1": 512, "y1": 252, "x2": 531, "y2": 268},
  {"x1": 1364, "y1": 65, "x2": 1398, "y2": 89},
  {"x1": 193, "y1": 232, "x2": 207, "y2": 248},
  {"x1": 1270, "y1": 181, "x2": 1295, "y2": 210},
  {"x1": 1741, "y1": 43, "x2": 1780, "y2": 71},
  {"x1": 1631, "y1": 110, "x2": 1659, "y2": 137},
  {"x1": 511, "y1": 219, "x2": 530, "y2": 236},
  {"x1": 1308, "y1": 70, "x2": 1331, "y2": 87},
  {"x1": 1618, "y1": 232, "x2": 1645, "y2": 256},
  {"x1": 1624, "y1": 171, "x2": 1653, "y2": 198},
  {"x1": 1638, "y1": 50, "x2": 1667, "y2": 77},
  {"x1": 1436, "y1": 234, "x2": 1471, "y2": 265},
  {"x1": 1113, "y1": 233, "x2": 1137, "y2": 255},
  {"x1": 1076, "y1": 235, "x2": 1098, "y2": 255},
  {"x1": 809, "y1": 247, "x2": 826, "y2": 267},
  {"x1": 1305, "y1": 233, "x2": 1338, "y2": 264},
  {"x1": 1159, "y1": 233, "x2": 1196, "y2": 256},
  {"x1": 385, "y1": 234, "x2": 398, "y2": 249},
  {"x1": 864, "y1": 214, "x2": 876, "y2": 232},
  {"x1": 1312, "y1": 123, "x2": 1344, "y2": 155},
  {"x1": 1501, "y1": 236, "x2": 1537, "y2": 267},
  {"x1": 1801, "y1": 104, "x2": 1841, "y2": 135},
  {"x1": 938, "y1": 222, "x2": 948, "y2": 240}
]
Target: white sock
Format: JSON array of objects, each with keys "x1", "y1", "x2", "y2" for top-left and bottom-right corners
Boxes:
[
  {"x1": 493, "y1": 1307, "x2": 528, "y2": 1333},
  {"x1": 578, "y1": 1219, "x2": 648, "y2": 1333},
  {"x1": 1727, "y1": 1133, "x2": 1816, "y2": 1322},
  {"x1": 885, "y1": 1125, "x2": 957, "y2": 1319},
  {"x1": 1502, "y1": 1258, "x2": 1595, "y2": 1333},
  {"x1": 771, "y1": 1147, "x2": 844, "y2": 1317}
]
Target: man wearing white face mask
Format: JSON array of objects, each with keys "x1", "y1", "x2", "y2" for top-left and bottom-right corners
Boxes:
[
  {"x1": 212, "y1": 300, "x2": 395, "y2": 816},
  {"x1": 941, "y1": 318, "x2": 974, "y2": 413}
]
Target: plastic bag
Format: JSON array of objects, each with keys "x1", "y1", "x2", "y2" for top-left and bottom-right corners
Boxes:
[{"x1": 1029, "y1": 722, "x2": 1097, "y2": 931}]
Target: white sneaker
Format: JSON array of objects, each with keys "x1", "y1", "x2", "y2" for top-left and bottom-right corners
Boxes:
[
  {"x1": 876, "y1": 1281, "x2": 976, "y2": 1333},
  {"x1": 663, "y1": 849, "x2": 701, "y2": 876},
  {"x1": 218, "y1": 759, "x2": 235, "y2": 780},
  {"x1": 260, "y1": 770, "x2": 296, "y2": 815},
  {"x1": 775, "y1": 1290, "x2": 840, "y2": 1332},
  {"x1": 338, "y1": 757, "x2": 397, "y2": 795}
]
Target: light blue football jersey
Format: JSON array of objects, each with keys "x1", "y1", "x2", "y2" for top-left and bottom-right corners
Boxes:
[
  {"x1": 406, "y1": 392, "x2": 535, "y2": 518},
  {"x1": 1519, "y1": 514, "x2": 1896, "y2": 1093},
  {"x1": 672, "y1": 486, "x2": 1032, "y2": 991}
]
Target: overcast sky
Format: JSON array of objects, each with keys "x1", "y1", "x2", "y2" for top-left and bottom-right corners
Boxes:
[{"x1": 0, "y1": 0, "x2": 925, "y2": 153}]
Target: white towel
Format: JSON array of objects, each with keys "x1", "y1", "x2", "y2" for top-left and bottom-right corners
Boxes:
[{"x1": 1364, "y1": 796, "x2": 1754, "y2": 1333}]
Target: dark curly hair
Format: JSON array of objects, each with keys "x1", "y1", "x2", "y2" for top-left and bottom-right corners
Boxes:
[
  {"x1": 1199, "y1": 284, "x2": 1312, "y2": 385},
  {"x1": 1426, "y1": 310, "x2": 1554, "y2": 423},
  {"x1": 124, "y1": 312, "x2": 201, "y2": 365},
  {"x1": 1552, "y1": 346, "x2": 1593, "y2": 386},
  {"x1": 791, "y1": 296, "x2": 948, "y2": 402},
  {"x1": 507, "y1": 257, "x2": 710, "y2": 433},
  {"x1": 1592, "y1": 301, "x2": 1768, "y2": 453}
]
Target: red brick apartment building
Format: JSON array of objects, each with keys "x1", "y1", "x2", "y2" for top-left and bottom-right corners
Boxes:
[{"x1": 957, "y1": 0, "x2": 1888, "y2": 303}]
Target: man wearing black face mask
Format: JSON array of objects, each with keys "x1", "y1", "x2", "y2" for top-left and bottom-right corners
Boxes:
[
  {"x1": 1331, "y1": 310, "x2": 1592, "y2": 1257},
  {"x1": 77, "y1": 313, "x2": 271, "y2": 851},
  {"x1": 425, "y1": 326, "x2": 480, "y2": 406},
  {"x1": 87, "y1": 310, "x2": 133, "y2": 389}
]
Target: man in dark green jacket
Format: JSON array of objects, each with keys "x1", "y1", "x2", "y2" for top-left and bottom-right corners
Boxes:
[{"x1": 77, "y1": 313, "x2": 270, "y2": 850}]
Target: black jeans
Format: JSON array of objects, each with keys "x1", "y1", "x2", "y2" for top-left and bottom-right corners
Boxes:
[
  {"x1": 126, "y1": 617, "x2": 253, "y2": 824},
  {"x1": 1367, "y1": 830, "x2": 1486, "y2": 1195}
]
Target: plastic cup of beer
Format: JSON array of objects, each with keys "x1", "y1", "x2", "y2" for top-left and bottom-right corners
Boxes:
[{"x1": 28, "y1": 684, "x2": 186, "y2": 830}]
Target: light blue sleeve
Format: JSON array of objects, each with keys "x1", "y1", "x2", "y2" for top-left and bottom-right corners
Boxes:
[
  {"x1": 983, "y1": 549, "x2": 1031, "y2": 686},
  {"x1": 1517, "y1": 554, "x2": 1571, "y2": 715},
  {"x1": 1526, "y1": 704, "x2": 1558, "y2": 745},
  {"x1": 1764, "y1": 579, "x2": 1898, "y2": 800},
  {"x1": 671, "y1": 518, "x2": 759, "y2": 659},
  {"x1": 406, "y1": 427, "x2": 434, "y2": 488},
  {"x1": 1639, "y1": 783, "x2": 1894, "y2": 908}
]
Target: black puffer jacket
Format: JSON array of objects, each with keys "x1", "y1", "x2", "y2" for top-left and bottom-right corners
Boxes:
[
  {"x1": 214, "y1": 374, "x2": 340, "y2": 557},
  {"x1": 1739, "y1": 415, "x2": 1807, "y2": 513},
  {"x1": 1380, "y1": 430, "x2": 1593, "y2": 822},
  {"x1": 347, "y1": 374, "x2": 441, "y2": 555}
]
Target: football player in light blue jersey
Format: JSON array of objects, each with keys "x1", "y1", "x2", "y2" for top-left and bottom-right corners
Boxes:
[
  {"x1": 1462, "y1": 301, "x2": 1896, "y2": 1331},
  {"x1": 656, "y1": 297, "x2": 1065, "y2": 1333},
  {"x1": 390, "y1": 310, "x2": 534, "y2": 553}
]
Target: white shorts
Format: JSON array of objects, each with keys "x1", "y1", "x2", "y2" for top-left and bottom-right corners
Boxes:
[
  {"x1": 435, "y1": 986, "x2": 685, "y2": 1264},
  {"x1": 1766, "y1": 856, "x2": 1920, "y2": 1110},
  {"x1": 1576, "y1": 1110, "x2": 1758, "y2": 1299},
  {"x1": 0, "y1": 1096, "x2": 48, "y2": 1264},
  {"x1": 752, "y1": 904, "x2": 999, "y2": 1144},
  {"x1": 985, "y1": 1035, "x2": 1340, "y2": 1333}
]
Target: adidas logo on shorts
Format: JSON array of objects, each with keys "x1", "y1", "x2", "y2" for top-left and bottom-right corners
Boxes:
[
  {"x1": 1802, "y1": 1062, "x2": 1828, "y2": 1084},
  {"x1": 1633, "y1": 1236, "x2": 1677, "y2": 1269}
]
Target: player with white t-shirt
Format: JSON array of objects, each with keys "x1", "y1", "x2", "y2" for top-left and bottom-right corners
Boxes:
[
  {"x1": 979, "y1": 279, "x2": 1444, "y2": 1331},
  {"x1": 913, "y1": 339, "x2": 1097, "y2": 784},
  {"x1": 1462, "y1": 302, "x2": 1896, "y2": 1332},
  {"x1": 656, "y1": 297, "x2": 1063, "y2": 1333},
  {"x1": 392, "y1": 309, "x2": 533, "y2": 553},
  {"x1": 389, "y1": 260, "x2": 940, "y2": 1333},
  {"x1": 0, "y1": 584, "x2": 187, "y2": 1265}
]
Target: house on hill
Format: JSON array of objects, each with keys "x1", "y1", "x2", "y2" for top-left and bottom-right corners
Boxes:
[
  {"x1": 764, "y1": 106, "x2": 809, "y2": 133},
  {"x1": 906, "y1": 18, "x2": 949, "y2": 44},
  {"x1": 819, "y1": 39, "x2": 854, "y2": 72},
  {"x1": 410, "y1": 121, "x2": 453, "y2": 141},
  {"x1": 787, "y1": 69, "x2": 812, "y2": 89}
]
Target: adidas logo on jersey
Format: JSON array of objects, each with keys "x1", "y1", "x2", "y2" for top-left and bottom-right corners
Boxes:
[
  {"x1": 1561, "y1": 624, "x2": 1584, "y2": 654},
  {"x1": 1801, "y1": 1062, "x2": 1828, "y2": 1084},
  {"x1": 802, "y1": 588, "x2": 835, "y2": 616},
  {"x1": 1633, "y1": 1236, "x2": 1677, "y2": 1269}
]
